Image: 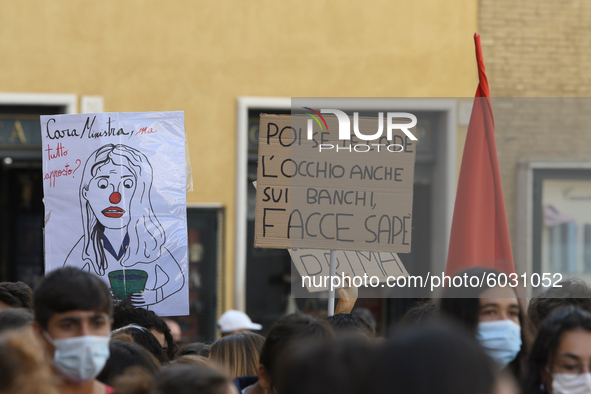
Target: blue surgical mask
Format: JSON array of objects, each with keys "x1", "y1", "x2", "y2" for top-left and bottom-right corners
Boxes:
[
  {"x1": 44, "y1": 331, "x2": 110, "y2": 382},
  {"x1": 477, "y1": 320, "x2": 522, "y2": 369}
]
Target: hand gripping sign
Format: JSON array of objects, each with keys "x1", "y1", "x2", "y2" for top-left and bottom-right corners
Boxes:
[{"x1": 41, "y1": 112, "x2": 189, "y2": 316}]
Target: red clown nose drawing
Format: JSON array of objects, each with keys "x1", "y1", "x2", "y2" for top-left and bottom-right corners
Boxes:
[{"x1": 109, "y1": 192, "x2": 121, "y2": 204}]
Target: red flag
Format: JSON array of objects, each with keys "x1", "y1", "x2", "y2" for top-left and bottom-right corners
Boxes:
[{"x1": 445, "y1": 34, "x2": 515, "y2": 276}]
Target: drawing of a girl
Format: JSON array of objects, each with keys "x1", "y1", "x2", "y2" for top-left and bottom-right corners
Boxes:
[{"x1": 64, "y1": 143, "x2": 185, "y2": 307}]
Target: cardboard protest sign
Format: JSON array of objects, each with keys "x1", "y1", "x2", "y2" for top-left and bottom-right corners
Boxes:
[
  {"x1": 251, "y1": 180, "x2": 409, "y2": 292},
  {"x1": 290, "y1": 249, "x2": 408, "y2": 292},
  {"x1": 255, "y1": 114, "x2": 416, "y2": 253},
  {"x1": 41, "y1": 112, "x2": 188, "y2": 316}
]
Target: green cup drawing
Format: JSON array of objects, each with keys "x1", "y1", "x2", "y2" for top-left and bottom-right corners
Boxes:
[{"x1": 108, "y1": 269, "x2": 148, "y2": 300}]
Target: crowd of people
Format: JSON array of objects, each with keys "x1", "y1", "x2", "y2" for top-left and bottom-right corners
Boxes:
[{"x1": 2, "y1": 266, "x2": 591, "y2": 394}]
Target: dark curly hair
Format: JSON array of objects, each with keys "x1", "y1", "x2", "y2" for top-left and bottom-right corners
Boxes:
[
  {"x1": 325, "y1": 313, "x2": 375, "y2": 338},
  {"x1": 0, "y1": 282, "x2": 33, "y2": 312},
  {"x1": 33, "y1": 267, "x2": 113, "y2": 330},
  {"x1": 527, "y1": 278, "x2": 591, "y2": 330},
  {"x1": 524, "y1": 306, "x2": 591, "y2": 394},
  {"x1": 112, "y1": 301, "x2": 177, "y2": 361},
  {"x1": 259, "y1": 313, "x2": 334, "y2": 384}
]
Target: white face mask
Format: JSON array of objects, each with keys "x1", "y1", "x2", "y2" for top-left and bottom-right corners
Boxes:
[
  {"x1": 477, "y1": 320, "x2": 522, "y2": 369},
  {"x1": 44, "y1": 331, "x2": 110, "y2": 382},
  {"x1": 552, "y1": 373, "x2": 591, "y2": 394}
]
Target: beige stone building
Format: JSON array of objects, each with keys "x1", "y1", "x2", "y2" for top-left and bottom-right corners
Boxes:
[
  {"x1": 8, "y1": 0, "x2": 564, "y2": 337},
  {"x1": 479, "y1": 1, "x2": 591, "y2": 289}
]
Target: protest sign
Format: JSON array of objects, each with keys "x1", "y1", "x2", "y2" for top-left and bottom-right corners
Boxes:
[
  {"x1": 290, "y1": 248, "x2": 408, "y2": 292},
  {"x1": 255, "y1": 113, "x2": 416, "y2": 253},
  {"x1": 41, "y1": 112, "x2": 188, "y2": 316},
  {"x1": 251, "y1": 180, "x2": 409, "y2": 293}
]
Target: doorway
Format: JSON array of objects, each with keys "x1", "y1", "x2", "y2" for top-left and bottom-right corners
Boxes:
[{"x1": 0, "y1": 98, "x2": 75, "y2": 285}]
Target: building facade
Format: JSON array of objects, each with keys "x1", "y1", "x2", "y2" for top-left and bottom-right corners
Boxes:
[
  {"x1": 0, "y1": 0, "x2": 480, "y2": 337},
  {"x1": 480, "y1": 0, "x2": 591, "y2": 291}
]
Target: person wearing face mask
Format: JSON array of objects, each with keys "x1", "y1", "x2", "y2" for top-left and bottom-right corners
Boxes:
[
  {"x1": 525, "y1": 306, "x2": 591, "y2": 394},
  {"x1": 33, "y1": 267, "x2": 114, "y2": 394},
  {"x1": 440, "y1": 267, "x2": 533, "y2": 386}
]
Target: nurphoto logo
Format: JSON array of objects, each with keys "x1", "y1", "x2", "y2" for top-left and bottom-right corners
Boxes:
[{"x1": 303, "y1": 108, "x2": 418, "y2": 152}]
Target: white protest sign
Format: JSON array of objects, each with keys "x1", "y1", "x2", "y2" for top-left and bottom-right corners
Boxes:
[
  {"x1": 290, "y1": 249, "x2": 408, "y2": 292},
  {"x1": 41, "y1": 112, "x2": 188, "y2": 316}
]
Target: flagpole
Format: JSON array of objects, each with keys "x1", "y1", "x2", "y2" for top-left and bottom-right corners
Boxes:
[{"x1": 327, "y1": 250, "x2": 336, "y2": 316}]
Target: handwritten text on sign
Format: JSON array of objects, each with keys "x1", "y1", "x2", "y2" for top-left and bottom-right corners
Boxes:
[
  {"x1": 255, "y1": 114, "x2": 417, "y2": 252},
  {"x1": 40, "y1": 112, "x2": 189, "y2": 317},
  {"x1": 290, "y1": 249, "x2": 408, "y2": 292}
]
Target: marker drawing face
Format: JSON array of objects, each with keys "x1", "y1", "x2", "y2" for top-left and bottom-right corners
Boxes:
[
  {"x1": 83, "y1": 162, "x2": 136, "y2": 229},
  {"x1": 75, "y1": 143, "x2": 167, "y2": 275}
]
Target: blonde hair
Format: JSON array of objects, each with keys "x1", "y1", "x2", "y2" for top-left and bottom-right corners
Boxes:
[
  {"x1": 0, "y1": 329, "x2": 59, "y2": 394},
  {"x1": 167, "y1": 355, "x2": 211, "y2": 367},
  {"x1": 209, "y1": 332, "x2": 265, "y2": 379}
]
